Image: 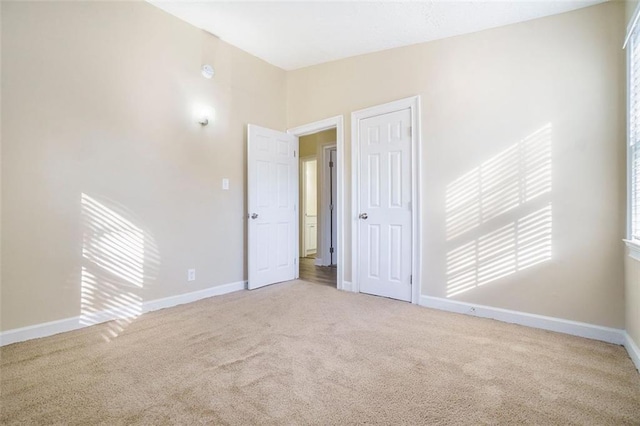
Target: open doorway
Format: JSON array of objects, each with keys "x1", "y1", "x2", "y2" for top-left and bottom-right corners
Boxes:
[
  {"x1": 288, "y1": 116, "x2": 344, "y2": 291},
  {"x1": 297, "y1": 128, "x2": 338, "y2": 288}
]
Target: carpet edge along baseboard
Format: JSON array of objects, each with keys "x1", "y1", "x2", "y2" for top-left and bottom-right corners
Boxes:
[{"x1": 0, "y1": 280, "x2": 247, "y2": 346}]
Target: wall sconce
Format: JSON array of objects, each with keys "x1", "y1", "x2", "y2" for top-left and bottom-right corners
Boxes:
[
  {"x1": 195, "y1": 105, "x2": 214, "y2": 126},
  {"x1": 197, "y1": 65, "x2": 214, "y2": 126}
]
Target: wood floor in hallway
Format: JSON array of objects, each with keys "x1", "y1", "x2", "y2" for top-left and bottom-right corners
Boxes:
[{"x1": 299, "y1": 257, "x2": 336, "y2": 287}]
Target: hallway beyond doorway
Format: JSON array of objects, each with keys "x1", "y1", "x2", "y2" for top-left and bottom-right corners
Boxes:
[{"x1": 299, "y1": 257, "x2": 336, "y2": 288}]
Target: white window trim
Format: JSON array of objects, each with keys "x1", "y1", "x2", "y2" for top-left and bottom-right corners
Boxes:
[
  {"x1": 625, "y1": 240, "x2": 640, "y2": 262},
  {"x1": 626, "y1": 2, "x2": 640, "y2": 262}
]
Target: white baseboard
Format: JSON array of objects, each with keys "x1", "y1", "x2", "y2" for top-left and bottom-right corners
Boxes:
[
  {"x1": 624, "y1": 332, "x2": 640, "y2": 371},
  {"x1": 141, "y1": 281, "x2": 246, "y2": 313},
  {"x1": 0, "y1": 280, "x2": 247, "y2": 347},
  {"x1": 5, "y1": 283, "x2": 636, "y2": 369},
  {"x1": 419, "y1": 295, "x2": 625, "y2": 345},
  {"x1": 0, "y1": 316, "x2": 86, "y2": 348}
]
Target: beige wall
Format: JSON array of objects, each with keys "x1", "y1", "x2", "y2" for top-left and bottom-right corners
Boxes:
[
  {"x1": 1, "y1": 1, "x2": 629, "y2": 333},
  {"x1": 1, "y1": 1, "x2": 286, "y2": 331},
  {"x1": 298, "y1": 129, "x2": 337, "y2": 257},
  {"x1": 299, "y1": 129, "x2": 337, "y2": 157},
  {"x1": 288, "y1": 2, "x2": 626, "y2": 328}
]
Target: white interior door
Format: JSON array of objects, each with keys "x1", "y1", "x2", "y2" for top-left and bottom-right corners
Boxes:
[
  {"x1": 248, "y1": 124, "x2": 298, "y2": 290},
  {"x1": 357, "y1": 109, "x2": 412, "y2": 301}
]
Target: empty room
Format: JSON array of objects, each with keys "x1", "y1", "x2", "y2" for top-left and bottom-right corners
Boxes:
[{"x1": 1, "y1": 0, "x2": 640, "y2": 423}]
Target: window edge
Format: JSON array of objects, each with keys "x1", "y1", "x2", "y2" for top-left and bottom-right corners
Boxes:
[{"x1": 624, "y1": 239, "x2": 640, "y2": 262}]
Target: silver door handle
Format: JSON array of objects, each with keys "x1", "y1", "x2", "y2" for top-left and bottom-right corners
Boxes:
[
  {"x1": 251, "y1": 213, "x2": 258, "y2": 219},
  {"x1": 359, "y1": 213, "x2": 368, "y2": 220}
]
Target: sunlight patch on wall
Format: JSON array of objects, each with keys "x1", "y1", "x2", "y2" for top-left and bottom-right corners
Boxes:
[
  {"x1": 80, "y1": 194, "x2": 157, "y2": 341},
  {"x1": 446, "y1": 204, "x2": 552, "y2": 297},
  {"x1": 445, "y1": 124, "x2": 553, "y2": 298},
  {"x1": 446, "y1": 124, "x2": 552, "y2": 240}
]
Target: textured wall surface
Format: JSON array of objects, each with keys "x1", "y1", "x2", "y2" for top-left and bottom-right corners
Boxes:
[
  {"x1": 1, "y1": 1, "x2": 286, "y2": 331},
  {"x1": 0, "y1": 1, "x2": 629, "y2": 333},
  {"x1": 288, "y1": 2, "x2": 626, "y2": 328}
]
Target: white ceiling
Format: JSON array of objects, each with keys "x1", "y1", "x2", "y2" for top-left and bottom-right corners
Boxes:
[{"x1": 149, "y1": 0, "x2": 606, "y2": 71}]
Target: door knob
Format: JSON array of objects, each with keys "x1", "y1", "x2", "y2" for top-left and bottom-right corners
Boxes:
[
  {"x1": 359, "y1": 213, "x2": 368, "y2": 220},
  {"x1": 251, "y1": 213, "x2": 259, "y2": 219}
]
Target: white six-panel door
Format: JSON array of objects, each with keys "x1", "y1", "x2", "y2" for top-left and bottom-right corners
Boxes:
[
  {"x1": 358, "y1": 109, "x2": 412, "y2": 301},
  {"x1": 248, "y1": 125, "x2": 298, "y2": 290}
]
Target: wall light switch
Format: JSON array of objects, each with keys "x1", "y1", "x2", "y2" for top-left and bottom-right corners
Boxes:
[
  {"x1": 222, "y1": 178, "x2": 229, "y2": 190},
  {"x1": 188, "y1": 269, "x2": 196, "y2": 282}
]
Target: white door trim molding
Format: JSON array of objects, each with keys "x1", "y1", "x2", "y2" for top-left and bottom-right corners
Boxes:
[
  {"x1": 320, "y1": 144, "x2": 337, "y2": 267},
  {"x1": 288, "y1": 116, "x2": 345, "y2": 291},
  {"x1": 351, "y1": 96, "x2": 422, "y2": 304}
]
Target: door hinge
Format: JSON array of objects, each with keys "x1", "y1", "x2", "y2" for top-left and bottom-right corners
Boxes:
[
  {"x1": 294, "y1": 150, "x2": 296, "y2": 157},
  {"x1": 329, "y1": 161, "x2": 334, "y2": 168},
  {"x1": 410, "y1": 275, "x2": 413, "y2": 284},
  {"x1": 294, "y1": 258, "x2": 297, "y2": 264},
  {"x1": 329, "y1": 247, "x2": 334, "y2": 254},
  {"x1": 409, "y1": 127, "x2": 413, "y2": 137},
  {"x1": 330, "y1": 203, "x2": 334, "y2": 211}
]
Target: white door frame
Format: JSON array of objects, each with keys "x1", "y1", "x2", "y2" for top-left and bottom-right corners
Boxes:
[
  {"x1": 320, "y1": 144, "x2": 337, "y2": 266},
  {"x1": 351, "y1": 96, "x2": 422, "y2": 304},
  {"x1": 300, "y1": 155, "x2": 317, "y2": 257},
  {"x1": 288, "y1": 116, "x2": 345, "y2": 291}
]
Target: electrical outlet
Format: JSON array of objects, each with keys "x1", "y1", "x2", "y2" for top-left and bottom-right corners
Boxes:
[
  {"x1": 222, "y1": 178, "x2": 229, "y2": 190},
  {"x1": 188, "y1": 269, "x2": 196, "y2": 282}
]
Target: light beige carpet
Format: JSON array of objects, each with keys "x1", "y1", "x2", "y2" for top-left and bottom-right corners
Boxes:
[{"x1": 1, "y1": 280, "x2": 639, "y2": 425}]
